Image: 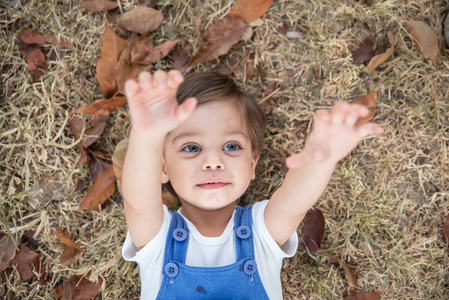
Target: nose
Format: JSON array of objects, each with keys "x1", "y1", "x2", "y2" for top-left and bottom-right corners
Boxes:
[{"x1": 202, "y1": 152, "x2": 225, "y2": 171}]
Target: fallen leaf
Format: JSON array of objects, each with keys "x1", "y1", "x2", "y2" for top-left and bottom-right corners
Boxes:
[
  {"x1": 75, "y1": 96, "x2": 127, "y2": 116},
  {"x1": 96, "y1": 27, "x2": 128, "y2": 98},
  {"x1": 79, "y1": 0, "x2": 118, "y2": 11},
  {"x1": 344, "y1": 291, "x2": 382, "y2": 300},
  {"x1": 351, "y1": 91, "x2": 377, "y2": 127},
  {"x1": 117, "y1": 6, "x2": 163, "y2": 34},
  {"x1": 300, "y1": 208, "x2": 325, "y2": 254},
  {"x1": 82, "y1": 115, "x2": 107, "y2": 149},
  {"x1": 18, "y1": 39, "x2": 40, "y2": 59},
  {"x1": 22, "y1": 231, "x2": 40, "y2": 249},
  {"x1": 44, "y1": 33, "x2": 75, "y2": 50},
  {"x1": 139, "y1": 0, "x2": 157, "y2": 8},
  {"x1": 352, "y1": 38, "x2": 374, "y2": 65},
  {"x1": 188, "y1": 16, "x2": 248, "y2": 67},
  {"x1": 325, "y1": 253, "x2": 358, "y2": 289},
  {"x1": 26, "y1": 48, "x2": 48, "y2": 82},
  {"x1": 229, "y1": 0, "x2": 274, "y2": 23},
  {"x1": 112, "y1": 138, "x2": 129, "y2": 193},
  {"x1": 0, "y1": 235, "x2": 16, "y2": 272},
  {"x1": 55, "y1": 229, "x2": 83, "y2": 265},
  {"x1": 21, "y1": 29, "x2": 45, "y2": 45},
  {"x1": 10, "y1": 244, "x2": 40, "y2": 280},
  {"x1": 55, "y1": 272, "x2": 103, "y2": 300},
  {"x1": 443, "y1": 214, "x2": 449, "y2": 246},
  {"x1": 367, "y1": 31, "x2": 395, "y2": 74},
  {"x1": 172, "y1": 48, "x2": 189, "y2": 70},
  {"x1": 89, "y1": 155, "x2": 110, "y2": 182},
  {"x1": 116, "y1": 33, "x2": 153, "y2": 93},
  {"x1": 131, "y1": 39, "x2": 181, "y2": 65},
  {"x1": 78, "y1": 165, "x2": 116, "y2": 213},
  {"x1": 405, "y1": 20, "x2": 440, "y2": 68}
]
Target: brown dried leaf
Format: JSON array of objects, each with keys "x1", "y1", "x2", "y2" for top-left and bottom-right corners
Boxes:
[
  {"x1": 55, "y1": 229, "x2": 82, "y2": 265},
  {"x1": 229, "y1": 0, "x2": 274, "y2": 23},
  {"x1": 172, "y1": 48, "x2": 189, "y2": 70},
  {"x1": 405, "y1": 20, "x2": 440, "y2": 68},
  {"x1": 21, "y1": 29, "x2": 45, "y2": 45},
  {"x1": 112, "y1": 138, "x2": 129, "y2": 194},
  {"x1": 78, "y1": 165, "x2": 116, "y2": 213},
  {"x1": 351, "y1": 91, "x2": 377, "y2": 127},
  {"x1": 443, "y1": 214, "x2": 449, "y2": 246},
  {"x1": 344, "y1": 291, "x2": 382, "y2": 300},
  {"x1": 79, "y1": 0, "x2": 118, "y2": 11},
  {"x1": 352, "y1": 38, "x2": 374, "y2": 65},
  {"x1": 0, "y1": 235, "x2": 16, "y2": 272},
  {"x1": 82, "y1": 115, "x2": 107, "y2": 148},
  {"x1": 26, "y1": 48, "x2": 47, "y2": 83},
  {"x1": 44, "y1": 33, "x2": 75, "y2": 50},
  {"x1": 55, "y1": 273, "x2": 103, "y2": 300},
  {"x1": 300, "y1": 208, "x2": 325, "y2": 254},
  {"x1": 188, "y1": 16, "x2": 248, "y2": 67},
  {"x1": 325, "y1": 253, "x2": 358, "y2": 289},
  {"x1": 367, "y1": 31, "x2": 395, "y2": 74},
  {"x1": 89, "y1": 155, "x2": 111, "y2": 181},
  {"x1": 116, "y1": 34, "x2": 153, "y2": 94},
  {"x1": 117, "y1": 7, "x2": 163, "y2": 34},
  {"x1": 131, "y1": 39, "x2": 181, "y2": 65},
  {"x1": 96, "y1": 27, "x2": 128, "y2": 98},
  {"x1": 10, "y1": 244, "x2": 40, "y2": 280},
  {"x1": 75, "y1": 96, "x2": 127, "y2": 116}
]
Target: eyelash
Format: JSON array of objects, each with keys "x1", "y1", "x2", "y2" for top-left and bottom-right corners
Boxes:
[{"x1": 181, "y1": 142, "x2": 242, "y2": 153}]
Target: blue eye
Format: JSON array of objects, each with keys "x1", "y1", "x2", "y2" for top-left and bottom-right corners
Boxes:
[
  {"x1": 182, "y1": 144, "x2": 201, "y2": 153},
  {"x1": 223, "y1": 143, "x2": 240, "y2": 152}
]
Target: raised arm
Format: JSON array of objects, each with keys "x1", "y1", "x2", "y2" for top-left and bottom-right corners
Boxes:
[
  {"x1": 265, "y1": 102, "x2": 383, "y2": 246},
  {"x1": 122, "y1": 70, "x2": 197, "y2": 249}
]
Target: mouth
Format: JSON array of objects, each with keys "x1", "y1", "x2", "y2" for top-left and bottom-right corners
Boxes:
[{"x1": 197, "y1": 180, "x2": 230, "y2": 190}]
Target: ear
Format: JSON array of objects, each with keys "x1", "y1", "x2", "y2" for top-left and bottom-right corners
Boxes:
[
  {"x1": 250, "y1": 155, "x2": 259, "y2": 180},
  {"x1": 161, "y1": 158, "x2": 170, "y2": 184}
]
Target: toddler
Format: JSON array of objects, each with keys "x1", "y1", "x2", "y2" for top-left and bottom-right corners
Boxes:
[{"x1": 121, "y1": 70, "x2": 383, "y2": 299}]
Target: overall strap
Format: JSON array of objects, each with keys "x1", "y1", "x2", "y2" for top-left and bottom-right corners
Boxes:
[
  {"x1": 234, "y1": 204, "x2": 255, "y2": 261},
  {"x1": 163, "y1": 211, "x2": 190, "y2": 268}
]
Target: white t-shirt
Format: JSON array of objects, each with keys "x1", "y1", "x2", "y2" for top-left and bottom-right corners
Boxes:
[{"x1": 122, "y1": 200, "x2": 298, "y2": 299}]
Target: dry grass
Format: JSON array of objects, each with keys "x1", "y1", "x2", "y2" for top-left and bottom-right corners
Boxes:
[{"x1": 1, "y1": 0, "x2": 449, "y2": 299}]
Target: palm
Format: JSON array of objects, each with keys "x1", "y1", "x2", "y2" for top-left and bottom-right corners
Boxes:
[
  {"x1": 125, "y1": 70, "x2": 197, "y2": 134},
  {"x1": 286, "y1": 102, "x2": 383, "y2": 169}
]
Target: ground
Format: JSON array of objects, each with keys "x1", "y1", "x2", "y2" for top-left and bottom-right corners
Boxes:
[{"x1": 1, "y1": 0, "x2": 449, "y2": 299}]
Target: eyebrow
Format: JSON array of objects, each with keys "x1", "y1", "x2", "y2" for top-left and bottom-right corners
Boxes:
[{"x1": 171, "y1": 130, "x2": 249, "y2": 144}]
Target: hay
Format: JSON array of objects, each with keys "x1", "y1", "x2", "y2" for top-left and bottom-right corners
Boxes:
[{"x1": 1, "y1": 0, "x2": 448, "y2": 298}]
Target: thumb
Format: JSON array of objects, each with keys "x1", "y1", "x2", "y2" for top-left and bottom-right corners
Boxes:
[{"x1": 176, "y1": 97, "x2": 197, "y2": 124}]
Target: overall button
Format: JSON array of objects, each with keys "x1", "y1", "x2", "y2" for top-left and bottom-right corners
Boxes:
[
  {"x1": 236, "y1": 225, "x2": 251, "y2": 239},
  {"x1": 165, "y1": 262, "x2": 179, "y2": 278},
  {"x1": 173, "y1": 228, "x2": 187, "y2": 241},
  {"x1": 243, "y1": 260, "x2": 257, "y2": 276}
]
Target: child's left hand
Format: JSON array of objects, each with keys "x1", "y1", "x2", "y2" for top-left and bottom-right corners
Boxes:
[{"x1": 286, "y1": 102, "x2": 383, "y2": 169}]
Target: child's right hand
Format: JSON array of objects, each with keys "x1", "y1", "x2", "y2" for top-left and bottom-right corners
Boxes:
[{"x1": 125, "y1": 70, "x2": 197, "y2": 135}]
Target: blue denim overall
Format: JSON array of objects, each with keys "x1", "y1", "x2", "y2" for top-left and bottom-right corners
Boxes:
[{"x1": 156, "y1": 205, "x2": 269, "y2": 299}]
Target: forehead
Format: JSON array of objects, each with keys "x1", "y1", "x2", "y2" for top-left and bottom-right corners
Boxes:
[{"x1": 168, "y1": 100, "x2": 248, "y2": 141}]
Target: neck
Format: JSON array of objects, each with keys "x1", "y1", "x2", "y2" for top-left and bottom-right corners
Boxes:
[{"x1": 179, "y1": 201, "x2": 237, "y2": 237}]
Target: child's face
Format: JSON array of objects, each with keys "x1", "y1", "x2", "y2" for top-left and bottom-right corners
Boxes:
[{"x1": 162, "y1": 99, "x2": 258, "y2": 211}]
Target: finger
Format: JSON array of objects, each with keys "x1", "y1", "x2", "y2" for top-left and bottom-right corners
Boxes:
[
  {"x1": 152, "y1": 70, "x2": 168, "y2": 86},
  {"x1": 313, "y1": 110, "x2": 331, "y2": 131},
  {"x1": 356, "y1": 123, "x2": 384, "y2": 138},
  {"x1": 138, "y1": 71, "x2": 153, "y2": 89},
  {"x1": 124, "y1": 79, "x2": 139, "y2": 98},
  {"x1": 330, "y1": 102, "x2": 350, "y2": 125},
  {"x1": 177, "y1": 97, "x2": 197, "y2": 124},
  {"x1": 167, "y1": 70, "x2": 184, "y2": 89}
]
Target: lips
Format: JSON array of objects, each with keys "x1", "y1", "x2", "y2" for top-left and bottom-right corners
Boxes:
[{"x1": 197, "y1": 179, "x2": 230, "y2": 190}]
